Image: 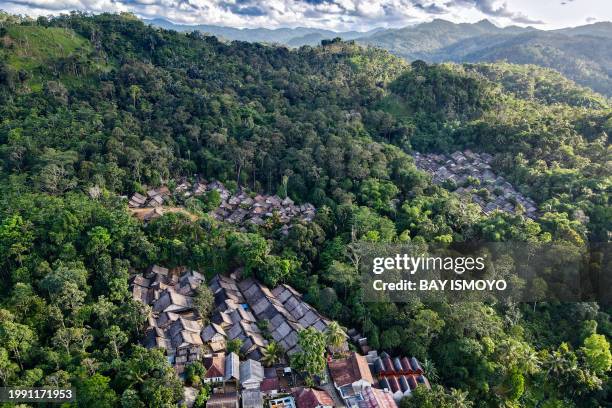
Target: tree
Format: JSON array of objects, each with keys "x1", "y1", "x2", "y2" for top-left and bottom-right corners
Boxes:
[
  {"x1": 580, "y1": 334, "x2": 611, "y2": 375},
  {"x1": 226, "y1": 338, "x2": 243, "y2": 355},
  {"x1": 448, "y1": 389, "x2": 473, "y2": 408},
  {"x1": 358, "y1": 178, "x2": 399, "y2": 213},
  {"x1": 76, "y1": 373, "x2": 118, "y2": 408},
  {"x1": 37, "y1": 163, "x2": 77, "y2": 195},
  {"x1": 52, "y1": 327, "x2": 93, "y2": 354},
  {"x1": 326, "y1": 261, "x2": 357, "y2": 297},
  {"x1": 226, "y1": 232, "x2": 269, "y2": 274},
  {"x1": 261, "y1": 341, "x2": 285, "y2": 367},
  {"x1": 19, "y1": 367, "x2": 43, "y2": 386},
  {"x1": 0, "y1": 214, "x2": 33, "y2": 272},
  {"x1": 129, "y1": 85, "x2": 141, "y2": 108},
  {"x1": 290, "y1": 327, "x2": 327, "y2": 384},
  {"x1": 120, "y1": 389, "x2": 144, "y2": 408},
  {"x1": 325, "y1": 321, "x2": 346, "y2": 354},
  {"x1": 496, "y1": 369, "x2": 525, "y2": 402},
  {"x1": 193, "y1": 383, "x2": 211, "y2": 408},
  {"x1": 52, "y1": 281, "x2": 86, "y2": 315},
  {"x1": 115, "y1": 346, "x2": 182, "y2": 407},
  {"x1": 185, "y1": 361, "x2": 206, "y2": 386},
  {"x1": 117, "y1": 299, "x2": 149, "y2": 337},
  {"x1": 380, "y1": 328, "x2": 401, "y2": 351},
  {"x1": 86, "y1": 226, "x2": 112, "y2": 255},
  {"x1": 200, "y1": 190, "x2": 221, "y2": 212},
  {"x1": 0, "y1": 347, "x2": 18, "y2": 385},
  {"x1": 0, "y1": 311, "x2": 36, "y2": 370},
  {"x1": 400, "y1": 385, "x2": 473, "y2": 408},
  {"x1": 193, "y1": 286, "x2": 214, "y2": 322},
  {"x1": 260, "y1": 255, "x2": 298, "y2": 287},
  {"x1": 39, "y1": 262, "x2": 89, "y2": 298},
  {"x1": 105, "y1": 325, "x2": 128, "y2": 359}
]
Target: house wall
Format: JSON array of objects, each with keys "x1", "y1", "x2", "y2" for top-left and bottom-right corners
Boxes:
[
  {"x1": 351, "y1": 379, "x2": 371, "y2": 393},
  {"x1": 241, "y1": 380, "x2": 262, "y2": 390}
]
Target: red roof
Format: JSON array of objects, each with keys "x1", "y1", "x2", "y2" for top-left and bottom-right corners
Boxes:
[
  {"x1": 293, "y1": 388, "x2": 334, "y2": 408},
  {"x1": 387, "y1": 376, "x2": 400, "y2": 393},
  {"x1": 358, "y1": 387, "x2": 398, "y2": 408},
  {"x1": 261, "y1": 377, "x2": 279, "y2": 392},
  {"x1": 204, "y1": 353, "x2": 225, "y2": 378},
  {"x1": 382, "y1": 357, "x2": 393, "y2": 373},
  {"x1": 400, "y1": 357, "x2": 412, "y2": 372},
  {"x1": 328, "y1": 352, "x2": 374, "y2": 387}
]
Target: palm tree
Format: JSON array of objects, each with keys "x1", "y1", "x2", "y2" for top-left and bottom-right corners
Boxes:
[
  {"x1": 421, "y1": 358, "x2": 439, "y2": 382},
  {"x1": 129, "y1": 84, "x2": 141, "y2": 108},
  {"x1": 522, "y1": 348, "x2": 541, "y2": 375},
  {"x1": 261, "y1": 341, "x2": 284, "y2": 367},
  {"x1": 325, "y1": 321, "x2": 346, "y2": 355},
  {"x1": 449, "y1": 389, "x2": 473, "y2": 408}
]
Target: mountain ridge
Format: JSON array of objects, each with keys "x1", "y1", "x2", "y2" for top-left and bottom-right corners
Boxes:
[
  {"x1": 143, "y1": 18, "x2": 612, "y2": 96},
  {"x1": 144, "y1": 17, "x2": 377, "y2": 45},
  {"x1": 355, "y1": 20, "x2": 612, "y2": 96}
]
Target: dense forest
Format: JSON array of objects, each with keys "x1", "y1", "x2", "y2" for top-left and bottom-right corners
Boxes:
[
  {"x1": 0, "y1": 11, "x2": 610, "y2": 408},
  {"x1": 358, "y1": 19, "x2": 612, "y2": 97},
  {"x1": 146, "y1": 17, "x2": 612, "y2": 97}
]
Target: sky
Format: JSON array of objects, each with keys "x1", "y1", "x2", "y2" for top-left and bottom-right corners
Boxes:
[{"x1": 1, "y1": 0, "x2": 611, "y2": 31}]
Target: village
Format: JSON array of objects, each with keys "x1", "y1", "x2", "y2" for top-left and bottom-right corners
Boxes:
[
  {"x1": 121, "y1": 159, "x2": 532, "y2": 408},
  {"x1": 130, "y1": 266, "x2": 430, "y2": 408},
  {"x1": 413, "y1": 150, "x2": 539, "y2": 218},
  {"x1": 128, "y1": 151, "x2": 539, "y2": 231},
  {"x1": 128, "y1": 179, "x2": 316, "y2": 233}
]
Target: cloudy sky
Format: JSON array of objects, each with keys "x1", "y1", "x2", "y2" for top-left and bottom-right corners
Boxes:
[{"x1": 1, "y1": 0, "x2": 611, "y2": 31}]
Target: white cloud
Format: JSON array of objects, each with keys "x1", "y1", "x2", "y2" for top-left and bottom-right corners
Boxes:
[{"x1": 3, "y1": 0, "x2": 606, "y2": 30}]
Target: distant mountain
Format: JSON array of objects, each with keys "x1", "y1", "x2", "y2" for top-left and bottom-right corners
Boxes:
[
  {"x1": 144, "y1": 18, "x2": 374, "y2": 46},
  {"x1": 555, "y1": 21, "x2": 612, "y2": 38},
  {"x1": 355, "y1": 19, "x2": 612, "y2": 96},
  {"x1": 434, "y1": 31, "x2": 612, "y2": 97},
  {"x1": 285, "y1": 29, "x2": 383, "y2": 47},
  {"x1": 146, "y1": 18, "x2": 612, "y2": 96},
  {"x1": 358, "y1": 19, "x2": 533, "y2": 60}
]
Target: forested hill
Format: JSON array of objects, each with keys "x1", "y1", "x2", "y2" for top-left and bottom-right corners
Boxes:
[
  {"x1": 358, "y1": 19, "x2": 612, "y2": 97},
  {"x1": 0, "y1": 12, "x2": 610, "y2": 408},
  {"x1": 358, "y1": 18, "x2": 530, "y2": 60},
  {"x1": 143, "y1": 17, "x2": 612, "y2": 97}
]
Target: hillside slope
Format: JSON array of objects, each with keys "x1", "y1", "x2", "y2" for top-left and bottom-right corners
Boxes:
[
  {"x1": 439, "y1": 31, "x2": 612, "y2": 97},
  {"x1": 358, "y1": 19, "x2": 530, "y2": 60},
  {"x1": 143, "y1": 18, "x2": 612, "y2": 96},
  {"x1": 355, "y1": 20, "x2": 612, "y2": 97}
]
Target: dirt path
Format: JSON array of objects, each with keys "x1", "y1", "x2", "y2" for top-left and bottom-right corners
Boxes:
[{"x1": 128, "y1": 206, "x2": 199, "y2": 222}]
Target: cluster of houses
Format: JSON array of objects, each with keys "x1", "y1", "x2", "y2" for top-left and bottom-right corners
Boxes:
[
  {"x1": 130, "y1": 265, "x2": 207, "y2": 374},
  {"x1": 413, "y1": 150, "x2": 538, "y2": 218},
  {"x1": 199, "y1": 180, "x2": 317, "y2": 230},
  {"x1": 327, "y1": 351, "x2": 429, "y2": 408},
  {"x1": 202, "y1": 352, "x2": 293, "y2": 408},
  {"x1": 130, "y1": 267, "x2": 429, "y2": 408},
  {"x1": 205, "y1": 349, "x2": 425, "y2": 408},
  {"x1": 128, "y1": 186, "x2": 171, "y2": 208},
  {"x1": 128, "y1": 179, "x2": 316, "y2": 231},
  {"x1": 205, "y1": 273, "x2": 342, "y2": 360}
]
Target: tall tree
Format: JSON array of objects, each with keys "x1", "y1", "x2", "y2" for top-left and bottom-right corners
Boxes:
[{"x1": 290, "y1": 327, "x2": 327, "y2": 386}]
